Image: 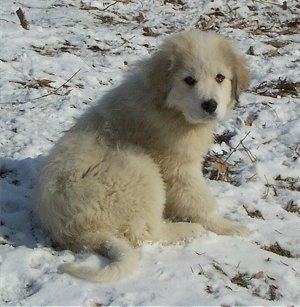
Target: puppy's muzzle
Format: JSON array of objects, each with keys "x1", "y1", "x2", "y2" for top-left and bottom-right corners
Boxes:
[{"x1": 201, "y1": 99, "x2": 217, "y2": 114}]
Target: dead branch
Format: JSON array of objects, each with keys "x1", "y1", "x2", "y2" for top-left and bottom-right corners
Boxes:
[
  {"x1": 31, "y1": 69, "x2": 81, "y2": 101},
  {"x1": 103, "y1": 1, "x2": 118, "y2": 11},
  {"x1": 224, "y1": 131, "x2": 251, "y2": 163}
]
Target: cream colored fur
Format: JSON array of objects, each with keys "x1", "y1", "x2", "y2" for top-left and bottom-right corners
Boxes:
[{"x1": 33, "y1": 30, "x2": 250, "y2": 283}]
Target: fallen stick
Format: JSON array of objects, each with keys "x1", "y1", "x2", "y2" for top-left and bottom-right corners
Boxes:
[{"x1": 16, "y1": 8, "x2": 29, "y2": 30}]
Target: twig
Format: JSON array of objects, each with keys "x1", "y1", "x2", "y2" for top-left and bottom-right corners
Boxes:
[
  {"x1": 16, "y1": 8, "x2": 29, "y2": 30},
  {"x1": 212, "y1": 261, "x2": 229, "y2": 277},
  {"x1": 252, "y1": 0, "x2": 286, "y2": 8},
  {"x1": 263, "y1": 175, "x2": 278, "y2": 198},
  {"x1": 0, "y1": 18, "x2": 15, "y2": 23},
  {"x1": 103, "y1": 1, "x2": 118, "y2": 11},
  {"x1": 0, "y1": 69, "x2": 81, "y2": 106},
  {"x1": 224, "y1": 131, "x2": 251, "y2": 163},
  {"x1": 198, "y1": 264, "x2": 205, "y2": 275},
  {"x1": 31, "y1": 69, "x2": 81, "y2": 100},
  {"x1": 241, "y1": 143, "x2": 257, "y2": 162},
  {"x1": 263, "y1": 175, "x2": 270, "y2": 199},
  {"x1": 194, "y1": 251, "x2": 206, "y2": 256}
]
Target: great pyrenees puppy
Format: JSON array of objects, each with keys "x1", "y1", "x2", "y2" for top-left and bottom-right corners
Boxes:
[{"x1": 34, "y1": 30, "x2": 250, "y2": 282}]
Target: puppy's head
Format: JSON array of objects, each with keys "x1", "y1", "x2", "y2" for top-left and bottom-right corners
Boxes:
[{"x1": 144, "y1": 30, "x2": 250, "y2": 124}]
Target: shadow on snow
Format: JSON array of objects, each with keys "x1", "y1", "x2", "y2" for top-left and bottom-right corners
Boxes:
[{"x1": 0, "y1": 156, "x2": 48, "y2": 249}]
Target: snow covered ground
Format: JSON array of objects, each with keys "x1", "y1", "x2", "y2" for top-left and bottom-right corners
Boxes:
[{"x1": 0, "y1": 0, "x2": 299, "y2": 305}]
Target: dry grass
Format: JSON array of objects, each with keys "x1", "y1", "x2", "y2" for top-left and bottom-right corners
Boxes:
[
  {"x1": 262, "y1": 242, "x2": 293, "y2": 258},
  {"x1": 252, "y1": 79, "x2": 299, "y2": 98},
  {"x1": 231, "y1": 272, "x2": 252, "y2": 288},
  {"x1": 274, "y1": 175, "x2": 299, "y2": 192}
]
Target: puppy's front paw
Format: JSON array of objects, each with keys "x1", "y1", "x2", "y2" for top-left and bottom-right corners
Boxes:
[
  {"x1": 222, "y1": 221, "x2": 250, "y2": 237},
  {"x1": 208, "y1": 217, "x2": 250, "y2": 236}
]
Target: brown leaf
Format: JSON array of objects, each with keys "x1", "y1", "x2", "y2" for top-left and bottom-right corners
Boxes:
[
  {"x1": 244, "y1": 113, "x2": 258, "y2": 126},
  {"x1": 214, "y1": 131, "x2": 235, "y2": 145},
  {"x1": 28, "y1": 79, "x2": 55, "y2": 88},
  {"x1": 275, "y1": 79, "x2": 298, "y2": 94},
  {"x1": 143, "y1": 27, "x2": 159, "y2": 37},
  {"x1": 254, "y1": 271, "x2": 266, "y2": 279},
  {"x1": 212, "y1": 161, "x2": 229, "y2": 176},
  {"x1": 207, "y1": 10, "x2": 225, "y2": 17},
  {"x1": 284, "y1": 200, "x2": 299, "y2": 213},
  {"x1": 264, "y1": 49, "x2": 280, "y2": 57},
  {"x1": 98, "y1": 15, "x2": 114, "y2": 24},
  {"x1": 231, "y1": 22, "x2": 247, "y2": 29},
  {"x1": 135, "y1": 13, "x2": 145, "y2": 24},
  {"x1": 164, "y1": 0, "x2": 185, "y2": 5},
  {"x1": 265, "y1": 40, "x2": 290, "y2": 48},
  {"x1": 87, "y1": 45, "x2": 109, "y2": 53}
]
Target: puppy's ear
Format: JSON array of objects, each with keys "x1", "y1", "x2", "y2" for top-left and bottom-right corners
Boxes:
[
  {"x1": 232, "y1": 54, "x2": 250, "y2": 103},
  {"x1": 143, "y1": 49, "x2": 175, "y2": 99}
]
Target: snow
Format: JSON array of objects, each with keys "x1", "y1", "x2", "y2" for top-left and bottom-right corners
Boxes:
[{"x1": 0, "y1": 0, "x2": 299, "y2": 305}]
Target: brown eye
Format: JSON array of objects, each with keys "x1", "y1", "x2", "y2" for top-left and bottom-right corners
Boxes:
[
  {"x1": 215, "y1": 74, "x2": 225, "y2": 83},
  {"x1": 184, "y1": 76, "x2": 197, "y2": 86}
]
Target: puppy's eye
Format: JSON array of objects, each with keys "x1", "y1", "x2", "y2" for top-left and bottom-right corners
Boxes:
[
  {"x1": 215, "y1": 74, "x2": 225, "y2": 83},
  {"x1": 184, "y1": 76, "x2": 197, "y2": 86}
]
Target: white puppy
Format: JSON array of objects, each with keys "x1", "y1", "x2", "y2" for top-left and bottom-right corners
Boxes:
[{"x1": 33, "y1": 30, "x2": 250, "y2": 282}]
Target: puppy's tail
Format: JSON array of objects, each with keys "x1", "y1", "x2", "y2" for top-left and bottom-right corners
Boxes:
[{"x1": 59, "y1": 236, "x2": 139, "y2": 283}]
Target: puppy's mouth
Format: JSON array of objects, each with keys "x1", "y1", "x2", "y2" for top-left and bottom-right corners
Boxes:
[
  {"x1": 202, "y1": 113, "x2": 218, "y2": 121},
  {"x1": 184, "y1": 111, "x2": 218, "y2": 125}
]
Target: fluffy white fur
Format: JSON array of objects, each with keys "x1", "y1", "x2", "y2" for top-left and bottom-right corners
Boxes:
[{"x1": 33, "y1": 30, "x2": 250, "y2": 282}]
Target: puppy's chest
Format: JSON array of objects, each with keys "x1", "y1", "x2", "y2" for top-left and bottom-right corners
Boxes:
[
  {"x1": 149, "y1": 134, "x2": 208, "y2": 165},
  {"x1": 161, "y1": 127, "x2": 213, "y2": 156}
]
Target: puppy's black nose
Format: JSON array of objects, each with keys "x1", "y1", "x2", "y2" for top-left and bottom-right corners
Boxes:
[{"x1": 201, "y1": 99, "x2": 217, "y2": 114}]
